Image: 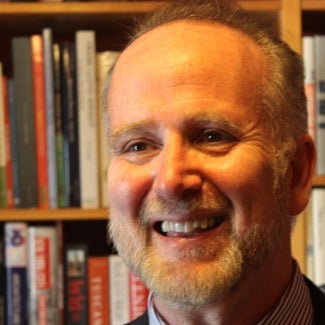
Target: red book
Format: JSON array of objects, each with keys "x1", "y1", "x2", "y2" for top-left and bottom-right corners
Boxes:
[
  {"x1": 31, "y1": 34, "x2": 49, "y2": 209},
  {"x1": 129, "y1": 272, "x2": 149, "y2": 321},
  {"x1": 88, "y1": 256, "x2": 110, "y2": 325},
  {"x1": 65, "y1": 244, "x2": 88, "y2": 325},
  {"x1": 2, "y1": 76, "x2": 13, "y2": 208}
]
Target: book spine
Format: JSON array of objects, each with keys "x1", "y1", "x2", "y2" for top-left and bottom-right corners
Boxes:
[
  {"x1": 0, "y1": 63, "x2": 7, "y2": 209},
  {"x1": 43, "y1": 28, "x2": 58, "y2": 209},
  {"x1": 28, "y1": 226, "x2": 58, "y2": 325},
  {"x1": 60, "y1": 42, "x2": 80, "y2": 207},
  {"x1": 303, "y1": 36, "x2": 316, "y2": 142},
  {"x1": 315, "y1": 35, "x2": 325, "y2": 175},
  {"x1": 311, "y1": 188, "x2": 325, "y2": 290},
  {"x1": 88, "y1": 256, "x2": 110, "y2": 325},
  {"x1": 3, "y1": 76, "x2": 14, "y2": 209},
  {"x1": 0, "y1": 224, "x2": 6, "y2": 325},
  {"x1": 5, "y1": 222, "x2": 28, "y2": 325},
  {"x1": 56, "y1": 222, "x2": 64, "y2": 325},
  {"x1": 65, "y1": 244, "x2": 88, "y2": 325},
  {"x1": 7, "y1": 79, "x2": 21, "y2": 208},
  {"x1": 109, "y1": 254, "x2": 130, "y2": 325},
  {"x1": 31, "y1": 34, "x2": 49, "y2": 209},
  {"x1": 53, "y1": 43, "x2": 67, "y2": 208},
  {"x1": 129, "y1": 272, "x2": 149, "y2": 321},
  {"x1": 12, "y1": 37, "x2": 38, "y2": 207},
  {"x1": 96, "y1": 51, "x2": 120, "y2": 209},
  {"x1": 76, "y1": 31, "x2": 99, "y2": 208}
]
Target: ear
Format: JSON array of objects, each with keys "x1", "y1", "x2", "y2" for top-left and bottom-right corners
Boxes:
[{"x1": 288, "y1": 134, "x2": 316, "y2": 215}]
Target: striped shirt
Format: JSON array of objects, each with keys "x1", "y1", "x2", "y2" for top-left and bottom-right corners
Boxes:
[{"x1": 148, "y1": 261, "x2": 314, "y2": 324}]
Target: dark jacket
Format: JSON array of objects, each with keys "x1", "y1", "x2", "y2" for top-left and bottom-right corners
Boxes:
[{"x1": 126, "y1": 277, "x2": 325, "y2": 325}]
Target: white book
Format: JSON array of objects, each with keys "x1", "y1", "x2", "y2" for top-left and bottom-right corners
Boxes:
[
  {"x1": 303, "y1": 36, "x2": 316, "y2": 141},
  {"x1": 311, "y1": 188, "x2": 325, "y2": 289},
  {"x1": 43, "y1": 28, "x2": 58, "y2": 209},
  {"x1": 315, "y1": 35, "x2": 325, "y2": 175},
  {"x1": 0, "y1": 63, "x2": 6, "y2": 208},
  {"x1": 28, "y1": 226, "x2": 58, "y2": 325},
  {"x1": 5, "y1": 222, "x2": 28, "y2": 325},
  {"x1": 96, "y1": 50, "x2": 120, "y2": 208},
  {"x1": 109, "y1": 255, "x2": 130, "y2": 325},
  {"x1": 76, "y1": 30, "x2": 99, "y2": 208}
]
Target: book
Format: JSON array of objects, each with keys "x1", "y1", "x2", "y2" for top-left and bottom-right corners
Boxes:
[
  {"x1": 12, "y1": 37, "x2": 38, "y2": 207},
  {"x1": 65, "y1": 244, "x2": 88, "y2": 325},
  {"x1": 5, "y1": 222, "x2": 28, "y2": 325},
  {"x1": 0, "y1": 223, "x2": 6, "y2": 325},
  {"x1": 96, "y1": 50, "x2": 120, "y2": 208},
  {"x1": 2, "y1": 76, "x2": 14, "y2": 209},
  {"x1": 315, "y1": 35, "x2": 325, "y2": 175},
  {"x1": 28, "y1": 225, "x2": 59, "y2": 325},
  {"x1": 87, "y1": 256, "x2": 110, "y2": 325},
  {"x1": 76, "y1": 31, "x2": 99, "y2": 208},
  {"x1": 60, "y1": 42, "x2": 80, "y2": 207},
  {"x1": 0, "y1": 63, "x2": 7, "y2": 209},
  {"x1": 303, "y1": 35, "x2": 316, "y2": 141},
  {"x1": 7, "y1": 79, "x2": 21, "y2": 208},
  {"x1": 311, "y1": 188, "x2": 325, "y2": 291},
  {"x1": 129, "y1": 272, "x2": 149, "y2": 321},
  {"x1": 31, "y1": 34, "x2": 50, "y2": 209},
  {"x1": 43, "y1": 28, "x2": 58, "y2": 209},
  {"x1": 109, "y1": 254, "x2": 130, "y2": 325},
  {"x1": 53, "y1": 43, "x2": 67, "y2": 208},
  {"x1": 56, "y1": 222, "x2": 65, "y2": 325}
]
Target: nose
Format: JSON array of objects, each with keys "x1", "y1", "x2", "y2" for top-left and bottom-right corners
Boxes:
[{"x1": 152, "y1": 138, "x2": 203, "y2": 201}]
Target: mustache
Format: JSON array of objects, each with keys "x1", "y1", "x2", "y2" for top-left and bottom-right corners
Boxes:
[{"x1": 138, "y1": 194, "x2": 233, "y2": 224}]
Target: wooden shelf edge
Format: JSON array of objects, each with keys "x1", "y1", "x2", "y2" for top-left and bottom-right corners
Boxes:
[
  {"x1": 313, "y1": 175, "x2": 325, "y2": 187},
  {"x1": 0, "y1": 1, "x2": 165, "y2": 14},
  {"x1": 302, "y1": 1, "x2": 325, "y2": 11},
  {"x1": 0, "y1": 0, "x2": 281, "y2": 15},
  {"x1": 239, "y1": 1, "x2": 280, "y2": 11},
  {"x1": 0, "y1": 208, "x2": 109, "y2": 221}
]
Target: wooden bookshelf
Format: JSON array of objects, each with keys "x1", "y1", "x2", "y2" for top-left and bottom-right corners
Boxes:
[
  {"x1": 0, "y1": 0, "x2": 325, "y2": 273},
  {"x1": 0, "y1": 208, "x2": 108, "y2": 221}
]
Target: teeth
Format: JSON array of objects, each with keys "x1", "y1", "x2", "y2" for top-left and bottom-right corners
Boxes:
[{"x1": 161, "y1": 217, "x2": 217, "y2": 234}]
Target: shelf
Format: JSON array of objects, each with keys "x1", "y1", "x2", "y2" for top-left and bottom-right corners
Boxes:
[
  {"x1": 0, "y1": 208, "x2": 108, "y2": 221},
  {"x1": 302, "y1": 1, "x2": 325, "y2": 11},
  {"x1": 313, "y1": 175, "x2": 325, "y2": 187}
]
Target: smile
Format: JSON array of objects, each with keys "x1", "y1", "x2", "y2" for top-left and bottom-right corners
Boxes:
[{"x1": 156, "y1": 216, "x2": 225, "y2": 236}]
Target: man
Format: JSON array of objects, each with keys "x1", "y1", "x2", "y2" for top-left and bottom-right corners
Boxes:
[{"x1": 105, "y1": 0, "x2": 325, "y2": 323}]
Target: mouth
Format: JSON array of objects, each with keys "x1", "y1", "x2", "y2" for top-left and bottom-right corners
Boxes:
[{"x1": 154, "y1": 216, "x2": 226, "y2": 237}]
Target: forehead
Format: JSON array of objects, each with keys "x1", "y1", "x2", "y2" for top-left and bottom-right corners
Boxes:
[
  {"x1": 107, "y1": 20, "x2": 266, "y2": 126},
  {"x1": 113, "y1": 19, "x2": 265, "y2": 79}
]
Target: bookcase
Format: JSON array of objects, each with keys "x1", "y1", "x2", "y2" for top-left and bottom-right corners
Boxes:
[{"x1": 0, "y1": 0, "x2": 325, "y2": 274}]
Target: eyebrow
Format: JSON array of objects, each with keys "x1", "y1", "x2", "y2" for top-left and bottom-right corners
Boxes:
[
  {"x1": 108, "y1": 112, "x2": 243, "y2": 140},
  {"x1": 108, "y1": 120, "x2": 159, "y2": 140}
]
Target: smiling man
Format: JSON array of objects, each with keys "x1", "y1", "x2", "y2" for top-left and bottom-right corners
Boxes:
[{"x1": 104, "y1": 0, "x2": 325, "y2": 324}]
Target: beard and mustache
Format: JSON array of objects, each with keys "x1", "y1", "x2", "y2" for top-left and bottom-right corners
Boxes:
[{"x1": 108, "y1": 183, "x2": 289, "y2": 308}]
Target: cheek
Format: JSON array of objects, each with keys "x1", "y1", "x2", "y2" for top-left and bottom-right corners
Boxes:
[
  {"x1": 210, "y1": 154, "x2": 277, "y2": 227},
  {"x1": 107, "y1": 160, "x2": 152, "y2": 219}
]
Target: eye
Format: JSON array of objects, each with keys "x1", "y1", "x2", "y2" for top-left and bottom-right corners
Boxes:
[
  {"x1": 197, "y1": 130, "x2": 236, "y2": 144},
  {"x1": 126, "y1": 142, "x2": 148, "y2": 152},
  {"x1": 119, "y1": 138, "x2": 160, "y2": 164}
]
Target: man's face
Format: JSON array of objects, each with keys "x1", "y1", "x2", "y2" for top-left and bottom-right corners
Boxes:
[{"x1": 106, "y1": 21, "x2": 291, "y2": 306}]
